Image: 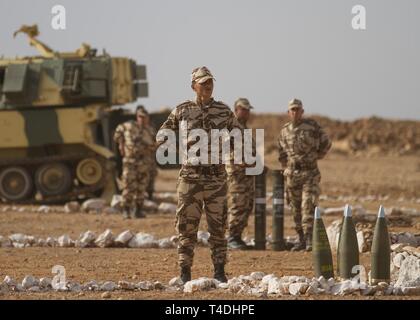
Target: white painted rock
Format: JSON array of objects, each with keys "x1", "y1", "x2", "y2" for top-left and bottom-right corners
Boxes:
[
  {"x1": 136, "y1": 281, "x2": 154, "y2": 291},
  {"x1": 267, "y1": 277, "x2": 282, "y2": 295},
  {"x1": 158, "y1": 237, "x2": 176, "y2": 248},
  {"x1": 78, "y1": 231, "x2": 96, "y2": 248},
  {"x1": 22, "y1": 275, "x2": 39, "y2": 289},
  {"x1": 64, "y1": 201, "x2": 80, "y2": 213},
  {"x1": 357, "y1": 231, "x2": 367, "y2": 253},
  {"x1": 197, "y1": 230, "x2": 210, "y2": 246},
  {"x1": 100, "y1": 281, "x2": 117, "y2": 291},
  {"x1": 37, "y1": 205, "x2": 51, "y2": 213},
  {"x1": 28, "y1": 286, "x2": 41, "y2": 292},
  {"x1": 95, "y1": 229, "x2": 114, "y2": 248},
  {"x1": 46, "y1": 237, "x2": 56, "y2": 247},
  {"x1": 395, "y1": 255, "x2": 420, "y2": 287},
  {"x1": 3, "y1": 276, "x2": 17, "y2": 287},
  {"x1": 402, "y1": 246, "x2": 420, "y2": 257},
  {"x1": 318, "y1": 276, "x2": 330, "y2": 291},
  {"x1": 57, "y1": 234, "x2": 73, "y2": 247},
  {"x1": 391, "y1": 243, "x2": 407, "y2": 252},
  {"x1": 83, "y1": 280, "x2": 99, "y2": 291},
  {"x1": 128, "y1": 232, "x2": 158, "y2": 248},
  {"x1": 110, "y1": 195, "x2": 123, "y2": 209},
  {"x1": 9, "y1": 233, "x2": 28, "y2": 244},
  {"x1": 393, "y1": 253, "x2": 406, "y2": 268},
  {"x1": 326, "y1": 220, "x2": 342, "y2": 250},
  {"x1": 260, "y1": 274, "x2": 277, "y2": 287},
  {"x1": 114, "y1": 230, "x2": 134, "y2": 246},
  {"x1": 158, "y1": 202, "x2": 177, "y2": 214},
  {"x1": 183, "y1": 278, "x2": 218, "y2": 293},
  {"x1": 39, "y1": 277, "x2": 52, "y2": 288},
  {"x1": 289, "y1": 282, "x2": 309, "y2": 295},
  {"x1": 168, "y1": 277, "x2": 184, "y2": 287},
  {"x1": 118, "y1": 281, "x2": 136, "y2": 290},
  {"x1": 250, "y1": 272, "x2": 265, "y2": 281},
  {"x1": 82, "y1": 198, "x2": 107, "y2": 213}
]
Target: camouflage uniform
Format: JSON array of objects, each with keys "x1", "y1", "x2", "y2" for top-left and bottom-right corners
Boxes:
[
  {"x1": 159, "y1": 97, "x2": 242, "y2": 269},
  {"x1": 277, "y1": 100, "x2": 331, "y2": 242},
  {"x1": 113, "y1": 120, "x2": 155, "y2": 213},
  {"x1": 226, "y1": 98, "x2": 255, "y2": 243},
  {"x1": 144, "y1": 124, "x2": 158, "y2": 199}
]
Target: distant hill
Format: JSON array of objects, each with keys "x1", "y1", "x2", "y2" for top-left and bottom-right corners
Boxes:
[{"x1": 248, "y1": 113, "x2": 420, "y2": 157}]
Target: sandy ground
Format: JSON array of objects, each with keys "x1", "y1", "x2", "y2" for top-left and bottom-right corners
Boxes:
[{"x1": 1, "y1": 155, "x2": 419, "y2": 300}]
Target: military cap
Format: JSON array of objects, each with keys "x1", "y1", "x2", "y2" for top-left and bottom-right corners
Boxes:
[
  {"x1": 234, "y1": 98, "x2": 254, "y2": 110},
  {"x1": 191, "y1": 66, "x2": 215, "y2": 84},
  {"x1": 288, "y1": 98, "x2": 303, "y2": 110}
]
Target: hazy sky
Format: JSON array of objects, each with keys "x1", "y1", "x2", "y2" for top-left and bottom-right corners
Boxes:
[{"x1": 1, "y1": 0, "x2": 419, "y2": 120}]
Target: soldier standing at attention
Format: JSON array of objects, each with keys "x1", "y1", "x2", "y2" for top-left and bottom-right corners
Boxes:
[
  {"x1": 277, "y1": 99, "x2": 331, "y2": 251},
  {"x1": 137, "y1": 105, "x2": 158, "y2": 200},
  {"x1": 158, "y1": 66, "x2": 243, "y2": 284},
  {"x1": 226, "y1": 98, "x2": 255, "y2": 250},
  {"x1": 113, "y1": 106, "x2": 155, "y2": 219}
]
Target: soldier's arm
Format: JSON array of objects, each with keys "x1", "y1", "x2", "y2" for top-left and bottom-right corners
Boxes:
[
  {"x1": 156, "y1": 107, "x2": 179, "y2": 147},
  {"x1": 317, "y1": 126, "x2": 332, "y2": 159},
  {"x1": 113, "y1": 125, "x2": 125, "y2": 157},
  {"x1": 277, "y1": 133, "x2": 288, "y2": 169}
]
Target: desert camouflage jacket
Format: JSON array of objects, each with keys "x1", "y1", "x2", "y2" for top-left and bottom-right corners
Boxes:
[
  {"x1": 113, "y1": 120, "x2": 155, "y2": 160},
  {"x1": 159, "y1": 98, "x2": 243, "y2": 166},
  {"x1": 277, "y1": 118, "x2": 331, "y2": 169}
]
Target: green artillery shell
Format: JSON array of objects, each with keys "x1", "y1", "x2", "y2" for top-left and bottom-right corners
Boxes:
[
  {"x1": 370, "y1": 205, "x2": 391, "y2": 285},
  {"x1": 337, "y1": 204, "x2": 360, "y2": 279},
  {"x1": 312, "y1": 207, "x2": 334, "y2": 278},
  {"x1": 272, "y1": 170, "x2": 286, "y2": 251},
  {"x1": 254, "y1": 171, "x2": 266, "y2": 250}
]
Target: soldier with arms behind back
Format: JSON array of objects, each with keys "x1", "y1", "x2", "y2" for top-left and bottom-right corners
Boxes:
[
  {"x1": 277, "y1": 99, "x2": 331, "y2": 251},
  {"x1": 226, "y1": 98, "x2": 255, "y2": 250},
  {"x1": 113, "y1": 106, "x2": 155, "y2": 219}
]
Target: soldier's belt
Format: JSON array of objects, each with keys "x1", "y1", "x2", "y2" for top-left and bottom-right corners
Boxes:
[
  {"x1": 183, "y1": 164, "x2": 225, "y2": 175},
  {"x1": 288, "y1": 162, "x2": 317, "y2": 170}
]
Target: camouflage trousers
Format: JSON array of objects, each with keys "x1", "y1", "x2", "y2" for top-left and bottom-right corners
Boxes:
[
  {"x1": 227, "y1": 170, "x2": 255, "y2": 238},
  {"x1": 285, "y1": 168, "x2": 321, "y2": 235},
  {"x1": 121, "y1": 159, "x2": 149, "y2": 210},
  {"x1": 146, "y1": 161, "x2": 157, "y2": 197},
  {"x1": 175, "y1": 168, "x2": 228, "y2": 268}
]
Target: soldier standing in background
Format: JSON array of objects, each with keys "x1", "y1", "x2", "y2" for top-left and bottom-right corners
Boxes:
[
  {"x1": 158, "y1": 66, "x2": 243, "y2": 284},
  {"x1": 113, "y1": 106, "x2": 155, "y2": 219},
  {"x1": 226, "y1": 98, "x2": 255, "y2": 250},
  {"x1": 277, "y1": 99, "x2": 331, "y2": 251},
  {"x1": 137, "y1": 105, "x2": 158, "y2": 200}
]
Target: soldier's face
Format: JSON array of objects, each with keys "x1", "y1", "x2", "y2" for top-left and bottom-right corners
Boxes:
[
  {"x1": 235, "y1": 107, "x2": 250, "y2": 122},
  {"x1": 137, "y1": 114, "x2": 145, "y2": 126},
  {"x1": 288, "y1": 107, "x2": 304, "y2": 123},
  {"x1": 193, "y1": 79, "x2": 214, "y2": 101}
]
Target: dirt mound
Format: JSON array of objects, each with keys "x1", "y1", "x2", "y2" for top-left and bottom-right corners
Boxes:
[{"x1": 249, "y1": 114, "x2": 420, "y2": 156}]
